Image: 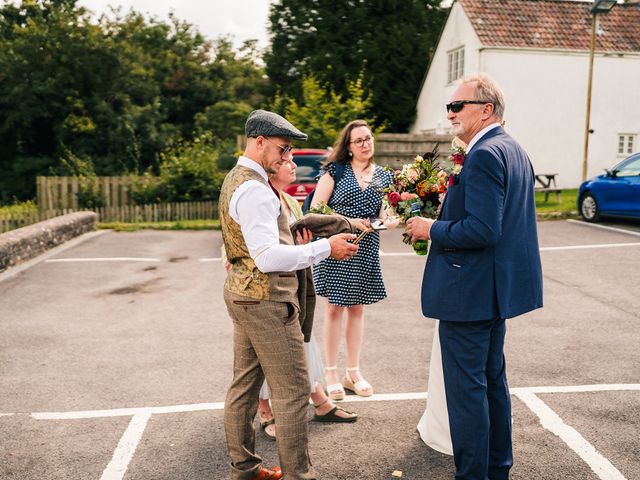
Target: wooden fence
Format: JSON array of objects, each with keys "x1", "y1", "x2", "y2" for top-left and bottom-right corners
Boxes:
[
  {"x1": 0, "y1": 202, "x2": 218, "y2": 234},
  {"x1": 37, "y1": 176, "x2": 135, "y2": 210},
  {"x1": 38, "y1": 134, "x2": 453, "y2": 211},
  {"x1": 95, "y1": 201, "x2": 218, "y2": 223}
]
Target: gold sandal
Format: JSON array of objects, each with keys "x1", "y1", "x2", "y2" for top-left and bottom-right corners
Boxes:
[
  {"x1": 342, "y1": 366, "x2": 373, "y2": 397},
  {"x1": 325, "y1": 366, "x2": 345, "y2": 401}
]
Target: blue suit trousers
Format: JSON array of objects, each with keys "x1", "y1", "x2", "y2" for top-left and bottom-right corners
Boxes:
[{"x1": 439, "y1": 318, "x2": 513, "y2": 480}]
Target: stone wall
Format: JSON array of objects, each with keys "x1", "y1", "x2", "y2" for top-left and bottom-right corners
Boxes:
[
  {"x1": 0, "y1": 212, "x2": 97, "y2": 273},
  {"x1": 375, "y1": 133, "x2": 453, "y2": 168}
]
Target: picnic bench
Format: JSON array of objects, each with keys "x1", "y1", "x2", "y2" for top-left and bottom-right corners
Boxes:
[{"x1": 534, "y1": 173, "x2": 561, "y2": 203}]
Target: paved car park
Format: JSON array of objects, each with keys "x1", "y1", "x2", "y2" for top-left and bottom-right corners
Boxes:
[{"x1": 1, "y1": 219, "x2": 639, "y2": 480}]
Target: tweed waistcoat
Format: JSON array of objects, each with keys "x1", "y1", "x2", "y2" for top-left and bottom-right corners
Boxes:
[{"x1": 219, "y1": 164, "x2": 298, "y2": 303}]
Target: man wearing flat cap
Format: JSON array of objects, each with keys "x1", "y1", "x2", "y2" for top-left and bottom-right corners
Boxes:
[{"x1": 219, "y1": 110, "x2": 358, "y2": 480}]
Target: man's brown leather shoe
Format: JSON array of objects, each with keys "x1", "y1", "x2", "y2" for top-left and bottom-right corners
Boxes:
[{"x1": 251, "y1": 466, "x2": 283, "y2": 480}]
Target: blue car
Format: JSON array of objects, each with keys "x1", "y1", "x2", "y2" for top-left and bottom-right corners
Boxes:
[{"x1": 578, "y1": 152, "x2": 640, "y2": 222}]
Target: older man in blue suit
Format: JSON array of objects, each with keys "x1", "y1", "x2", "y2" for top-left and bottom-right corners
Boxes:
[{"x1": 406, "y1": 74, "x2": 543, "y2": 480}]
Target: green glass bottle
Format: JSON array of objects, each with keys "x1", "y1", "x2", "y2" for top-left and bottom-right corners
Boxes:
[{"x1": 410, "y1": 202, "x2": 429, "y2": 255}]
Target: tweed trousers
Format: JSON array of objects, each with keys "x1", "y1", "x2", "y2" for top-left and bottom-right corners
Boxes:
[{"x1": 223, "y1": 290, "x2": 316, "y2": 480}]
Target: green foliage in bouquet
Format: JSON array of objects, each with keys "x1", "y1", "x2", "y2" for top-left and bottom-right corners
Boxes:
[
  {"x1": 382, "y1": 145, "x2": 458, "y2": 255},
  {"x1": 307, "y1": 201, "x2": 335, "y2": 215},
  {"x1": 383, "y1": 145, "x2": 449, "y2": 222}
]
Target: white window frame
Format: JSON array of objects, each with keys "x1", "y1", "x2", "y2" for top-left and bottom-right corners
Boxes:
[
  {"x1": 617, "y1": 134, "x2": 636, "y2": 156},
  {"x1": 447, "y1": 47, "x2": 465, "y2": 84}
]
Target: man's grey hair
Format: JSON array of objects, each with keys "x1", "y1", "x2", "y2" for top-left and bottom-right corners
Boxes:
[{"x1": 462, "y1": 74, "x2": 505, "y2": 120}]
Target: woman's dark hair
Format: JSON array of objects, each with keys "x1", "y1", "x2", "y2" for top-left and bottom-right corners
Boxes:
[{"x1": 323, "y1": 119, "x2": 371, "y2": 167}]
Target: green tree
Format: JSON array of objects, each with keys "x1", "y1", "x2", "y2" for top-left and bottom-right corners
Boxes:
[
  {"x1": 0, "y1": 0, "x2": 265, "y2": 203},
  {"x1": 279, "y1": 73, "x2": 380, "y2": 149},
  {"x1": 0, "y1": 0, "x2": 107, "y2": 201},
  {"x1": 265, "y1": 0, "x2": 448, "y2": 133}
]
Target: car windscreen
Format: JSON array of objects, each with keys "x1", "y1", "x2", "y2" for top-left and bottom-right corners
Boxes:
[
  {"x1": 615, "y1": 154, "x2": 640, "y2": 176},
  {"x1": 293, "y1": 154, "x2": 327, "y2": 182}
]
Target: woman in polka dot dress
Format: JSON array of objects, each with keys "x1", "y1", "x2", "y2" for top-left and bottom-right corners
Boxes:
[{"x1": 311, "y1": 120, "x2": 398, "y2": 401}]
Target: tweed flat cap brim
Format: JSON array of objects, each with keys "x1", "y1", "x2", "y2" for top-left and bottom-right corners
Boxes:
[
  {"x1": 290, "y1": 213, "x2": 357, "y2": 238},
  {"x1": 245, "y1": 109, "x2": 308, "y2": 141}
]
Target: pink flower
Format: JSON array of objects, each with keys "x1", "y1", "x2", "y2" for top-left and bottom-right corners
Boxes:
[
  {"x1": 400, "y1": 192, "x2": 418, "y2": 201},
  {"x1": 453, "y1": 152, "x2": 465, "y2": 165},
  {"x1": 388, "y1": 191, "x2": 401, "y2": 205},
  {"x1": 406, "y1": 168, "x2": 419, "y2": 182}
]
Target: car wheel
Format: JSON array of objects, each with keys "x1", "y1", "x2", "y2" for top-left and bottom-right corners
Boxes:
[{"x1": 580, "y1": 193, "x2": 600, "y2": 222}]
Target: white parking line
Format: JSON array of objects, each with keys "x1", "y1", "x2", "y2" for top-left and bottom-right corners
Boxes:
[
  {"x1": 515, "y1": 383, "x2": 640, "y2": 394},
  {"x1": 514, "y1": 391, "x2": 625, "y2": 480},
  {"x1": 567, "y1": 219, "x2": 640, "y2": 237},
  {"x1": 39, "y1": 243, "x2": 640, "y2": 264},
  {"x1": 4, "y1": 384, "x2": 637, "y2": 480},
  {"x1": 380, "y1": 242, "x2": 640, "y2": 256},
  {"x1": 0, "y1": 230, "x2": 108, "y2": 283},
  {"x1": 45, "y1": 257, "x2": 161, "y2": 263},
  {"x1": 31, "y1": 401, "x2": 226, "y2": 420},
  {"x1": 540, "y1": 242, "x2": 640, "y2": 252},
  {"x1": 19, "y1": 384, "x2": 640, "y2": 420},
  {"x1": 100, "y1": 413, "x2": 151, "y2": 480}
]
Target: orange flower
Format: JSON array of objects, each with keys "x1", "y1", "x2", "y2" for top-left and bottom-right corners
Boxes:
[{"x1": 416, "y1": 180, "x2": 427, "y2": 197}]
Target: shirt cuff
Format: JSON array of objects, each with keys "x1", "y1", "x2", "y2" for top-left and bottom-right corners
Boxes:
[{"x1": 312, "y1": 238, "x2": 331, "y2": 264}]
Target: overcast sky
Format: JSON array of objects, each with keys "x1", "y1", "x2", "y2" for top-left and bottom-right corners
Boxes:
[{"x1": 77, "y1": 0, "x2": 273, "y2": 48}]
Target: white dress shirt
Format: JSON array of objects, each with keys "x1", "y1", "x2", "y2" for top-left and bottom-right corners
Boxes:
[
  {"x1": 465, "y1": 122, "x2": 501, "y2": 153},
  {"x1": 229, "y1": 156, "x2": 331, "y2": 273}
]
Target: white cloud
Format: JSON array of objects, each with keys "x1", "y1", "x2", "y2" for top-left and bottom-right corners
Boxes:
[{"x1": 78, "y1": 0, "x2": 272, "y2": 48}]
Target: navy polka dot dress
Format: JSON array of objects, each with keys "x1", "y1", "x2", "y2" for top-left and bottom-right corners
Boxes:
[{"x1": 313, "y1": 162, "x2": 393, "y2": 306}]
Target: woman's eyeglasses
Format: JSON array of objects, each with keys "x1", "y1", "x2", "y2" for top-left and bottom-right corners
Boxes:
[
  {"x1": 446, "y1": 100, "x2": 491, "y2": 113},
  {"x1": 350, "y1": 135, "x2": 375, "y2": 147},
  {"x1": 264, "y1": 137, "x2": 294, "y2": 156}
]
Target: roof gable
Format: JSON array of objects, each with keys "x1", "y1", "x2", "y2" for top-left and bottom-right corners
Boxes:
[{"x1": 459, "y1": 0, "x2": 640, "y2": 52}]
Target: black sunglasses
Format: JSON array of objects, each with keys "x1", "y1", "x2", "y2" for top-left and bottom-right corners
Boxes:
[
  {"x1": 264, "y1": 137, "x2": 294, "y2": 156},
  {"x1": 446, "y1": 100, "x2": 490, "y2": 113}
]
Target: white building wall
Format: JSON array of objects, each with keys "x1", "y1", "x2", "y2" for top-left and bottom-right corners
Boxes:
[
  {"x1": 479, "y1": 49, "x2": 640, "y2": 187},
  {"x1": 413, "y1": 2, "x2": 482, "y2": 136},
  {"x1": 412, "y1": 4, "x2": 640, "y2": 187}
]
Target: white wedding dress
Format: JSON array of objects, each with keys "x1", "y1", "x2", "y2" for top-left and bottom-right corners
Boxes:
[{"x1": 417, "y1": 320, "x2": 453, "y2": 455}]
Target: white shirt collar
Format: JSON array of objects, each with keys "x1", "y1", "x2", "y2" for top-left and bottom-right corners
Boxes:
[
  {"x1": 237, "y1": 155, "x2": 269, "y2": 182},
  {"x1": 465, "y1": 122, "x2": 501, "y2": 153}
]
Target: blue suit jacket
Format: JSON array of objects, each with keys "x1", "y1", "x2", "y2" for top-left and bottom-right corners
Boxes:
[{"x1": 421, "y1": 126, "x2": 543, "y2": 321}]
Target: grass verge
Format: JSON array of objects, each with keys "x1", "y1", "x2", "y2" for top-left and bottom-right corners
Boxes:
[
  {"x1": 98, "y1": 219, "x2": 220, "y2": 231},
  {"x1": 536, "y1": 188, "x2": 579, "y2": 220},
  {"x1": 5, "y1": 189, "x2": 580, "y2": 233},
  {"x1": 96, "y1": 190, "x2": 580, "y2": 230}
]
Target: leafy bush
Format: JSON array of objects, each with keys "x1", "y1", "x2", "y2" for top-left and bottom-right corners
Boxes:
[
  {"x1": 276, "y1": 73, "x2": 382, "y2": 149},
  {"x1": 59, "y1": 148, "x2": 105, "y2": 208},
  {"x1": 0, "y1": 200, "x2": 38, "y2": 215},
  {"x1": 130, "y1": 132, "x2": 225, "y2": 203}
]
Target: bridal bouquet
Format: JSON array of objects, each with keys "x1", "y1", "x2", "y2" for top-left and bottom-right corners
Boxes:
[{"x1": 383, "y1": 142, "x2": 466, "y2": 254}]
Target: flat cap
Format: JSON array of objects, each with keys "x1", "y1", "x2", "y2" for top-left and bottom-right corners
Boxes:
[{"x1": 245, "y1": 109, "x2": 308, "y2": 141}]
